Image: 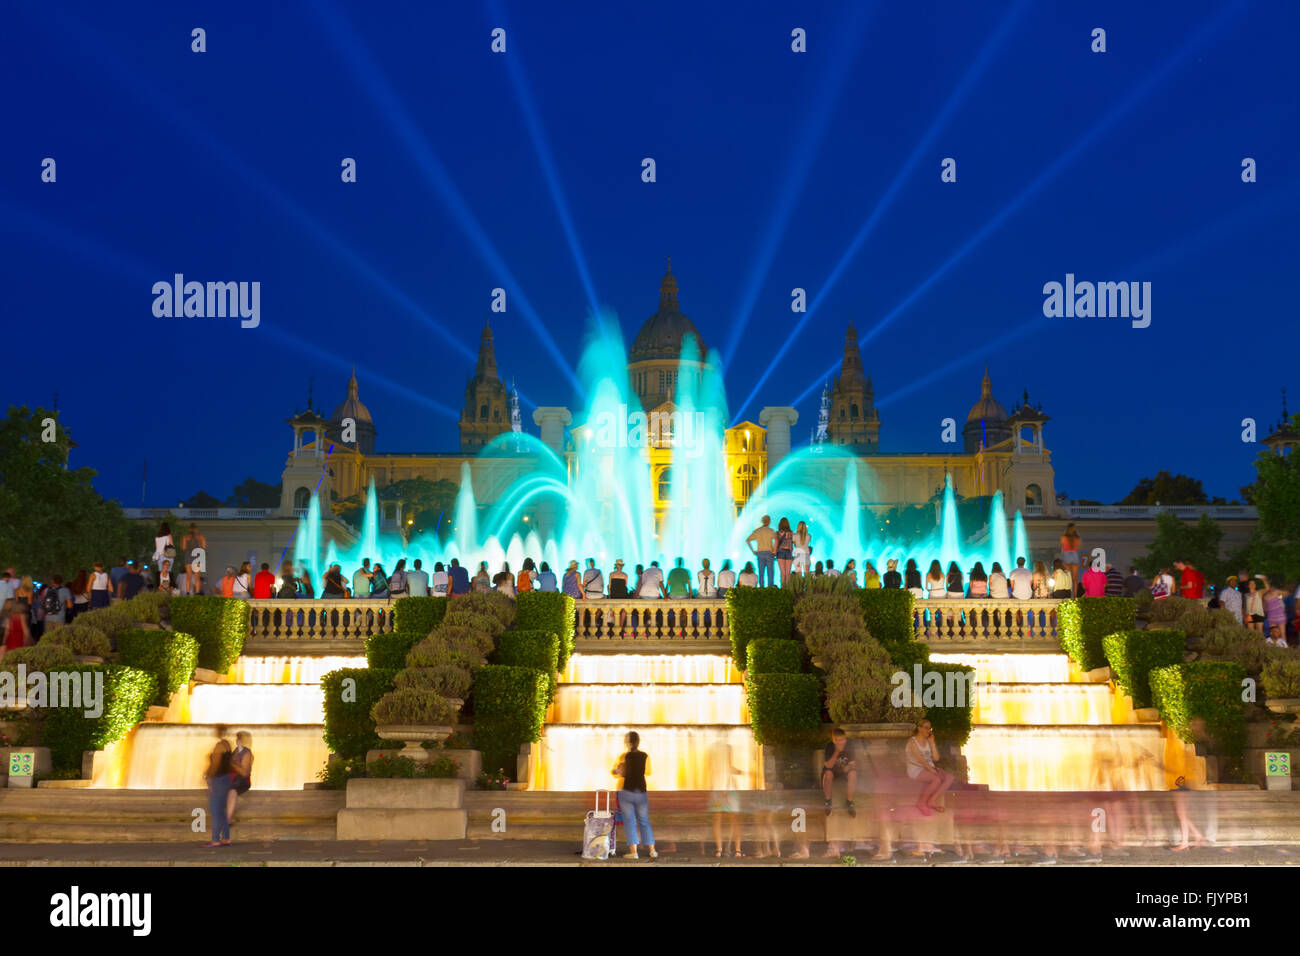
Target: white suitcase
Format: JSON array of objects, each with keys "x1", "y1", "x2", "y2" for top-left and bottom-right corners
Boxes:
[{"x1": 582, "y1": 790, "x2": 616, "y2": 860}]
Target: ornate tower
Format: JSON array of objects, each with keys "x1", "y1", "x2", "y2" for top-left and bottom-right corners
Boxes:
[
  {"x1": 828, "y1": 323, "x2": 880, "y2": 452},
  {"x1": 325, "y1": 367, "x2": 377, "y2": 455},
  {"x1": 460, "y1": 319, "x2": 511, "y2": 453},
  {"x1": 627, "y1": 259, "x2": 710, "y2": 411},
  {"x1": 962, "y1": 367, "x2": 1013, "y2": 453}
]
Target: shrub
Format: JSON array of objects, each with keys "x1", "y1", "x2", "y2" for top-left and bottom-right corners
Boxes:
[
  {"x1": 42, "y1": 665, "x2": 154, "y2": 773},
  {"x1": 316, "y1": 755, "x2": 366, "y2": 789},
  {"x1": 1101, "y1": 629, "x2": 1186, "y2": 709},
  {"x1": 796, "y1": 610, "x2": 864, "y2": 642},
  {"x1": 125, "y1": 591, "x2": 171, "y2": 624},
  {"x1": 917, "y1": 661, "x2": 975, "y2": 746},
  {"x1": 747, "y1": 638, "x2": 803, "y2": 674},
  {"x1": 1262, "y1": 658, "x2": 1300, "y2": 701},
  {"x1": 39, "y1": 624, "x2": 112, "y2": 658},
  {"x1": 116, "y1": 629, "x2": 200, "y2": 706},
  {"x1": 1057, "y1": 597, "x2": 1136, "y2": 671},
  {"x1": 391, "y1": 596, "x2": 448, "y2": 634},
  {"x1": 515, "y1": 592, "x2": 576, "y2": 670},
  {"x1": 1200, "y1": 625, "x2": 1289, "y2": 676},
  {"x1": 370, "y1": 689, "x2": 459, "y2": 727},
  {"x1": 451, "y1": 592, "x2": 517, "y2": 630},
  {"x1": 804, "y1": 626, "x2": 869, "y2": 658},
  {"x1": 784, "y1": 573, "x2": 859, "y2": 597},
  {"x1": 886, "y1": 640, "x2": 931, "y2": 673},
  {"x1": 1150, "y1": 661, "x2": 1248, "y2": 761},
  {"x1": 443, "y1": 608, "x2": 508, "y2": 639},
  {"x1": 430, "y1": 625, "x2": 495, "y2": 661},
  {"x1": 858, "y1": 589, "x2": 917, "y2": 649},
  {"x1": 70, "y1": 604, "x2": 135, "y2": 643},
  {"x1": 365, "y1": 631, "x2": 426, "y2": 670},
  {"x1": 495, "y1": 630, "x2": 560, "y2": 702},
  {"x1": 1133, "y1": 588, "x2": 1154, "y2": 616},
  {"x1": 746, "y1": 673, "x2": 822, "y2": 745},
  {"x1": 393, "y1": 665, "x2": 473, "y2": 700},
  {"x1": 169, "y1": 596, "x2": 247, "y2": 672},
  {"x1": 322, "y1": 667, "x2": 398, "y2": 758},
  {"x1": 1173, "y1": 604, "x2": 1213, "y2": 640},
  {"x1": 426, "y1": 754, "x2": 460, "y2": 778},
  {"x1": 792, "y1": 594, "x2": 861, "y2": 621},
  {"x1": 727, "y1": 587, "x2": 794, "y2": 669},
  {"x1": 0, "y1": 645, "x2": 77, "y2": 674},
  {"x1": 823, "y1": 638, "x2": 923, "y2": 725},
  {"x1": 1147, "y1": 595, "x2": 1197, "y2": 624},
  {"x1": 472, "y1": 665, "x2": 549, "y2": 775}
]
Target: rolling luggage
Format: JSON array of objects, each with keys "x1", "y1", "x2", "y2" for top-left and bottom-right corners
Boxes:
[{"x1": 582, "y1": 790, "x2": 616, "y2": 860}]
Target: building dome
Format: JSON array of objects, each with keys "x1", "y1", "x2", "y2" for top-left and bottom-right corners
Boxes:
[
  {"x1": 331, "y1": 368, "x2": 374, "y2": 425},
  {"x1": 965, "y1": 368, "x2": 1007, "y2": 424},
  {"x1": 629, "y1": 261, "x2": 707, "y2": 362}
]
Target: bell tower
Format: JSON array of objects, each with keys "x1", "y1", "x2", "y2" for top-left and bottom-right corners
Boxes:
[
  {"x1": 827, "y1": 322, "x2": 880, "y2": 452},
  {"x1": 459, "y1": 319, "x2": 512, "y2": 453}
]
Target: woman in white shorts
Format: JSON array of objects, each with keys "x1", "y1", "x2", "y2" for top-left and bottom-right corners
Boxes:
[{"x1": 792, "y1": 521, "x2": 812, "y2": 574}]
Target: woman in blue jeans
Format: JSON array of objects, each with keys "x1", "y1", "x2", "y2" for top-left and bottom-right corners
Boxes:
[
  {"x1": 612, "y1": 731, "x2": 657, "y2": 860},
  {"x1": 203, "y1": 727, "x2": 234, "y2": 847}
]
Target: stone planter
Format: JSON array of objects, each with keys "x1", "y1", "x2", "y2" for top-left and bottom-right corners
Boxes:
[
  {"x1": 374, "y1": 725, "x2": 453, "y2": 761},
  {"x1": 1266, "y1": 698, "x2": 1300, "y2": 715}
]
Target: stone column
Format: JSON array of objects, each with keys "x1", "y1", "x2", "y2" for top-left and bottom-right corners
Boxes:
[
  {"x1": 759, "y1": 406, "x2": 799, "y2": 468},
  {"x1": 531, "y1": 406, "x2": 572, "y2": 457}
]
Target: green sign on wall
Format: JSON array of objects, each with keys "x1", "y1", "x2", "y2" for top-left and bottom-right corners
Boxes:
[
  {"x1": 8, "y1": 752, "x2": 33, "y2": 778},
  {"x1": 1266, "y1": 751, "x2": 1291, "y2": 777}
]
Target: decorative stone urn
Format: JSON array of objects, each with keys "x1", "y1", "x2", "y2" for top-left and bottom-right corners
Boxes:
[
  {"x1": 374, "y1": 726, "x2": 453, "y2": 761},
  {"x1": 1266, "y1": 698, "x2": 1300, "y2": 715},
  {"x1": 73, "y1": 655, "x2": 104, "y2": 665}
]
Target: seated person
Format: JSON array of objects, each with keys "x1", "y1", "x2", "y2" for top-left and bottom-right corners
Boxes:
[{"x1": 821, "y1": 728, "x2": 857, "y2": 817}]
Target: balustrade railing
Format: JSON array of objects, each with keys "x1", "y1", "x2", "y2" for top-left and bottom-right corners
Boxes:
[
  {"x1": 245, "y1": 599, "x2": 394, "y2": 644},
  {"x1": 912, "y1": 598, "x2": 1061, "y2": 645},
  {"x1": 574, "y1": 598, "x2": 729, "y2": 645}
]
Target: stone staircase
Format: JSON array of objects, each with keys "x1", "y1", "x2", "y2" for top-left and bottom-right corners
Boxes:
[{"x1": 0, "y1": 789, "x2": 342, "y2": 843}]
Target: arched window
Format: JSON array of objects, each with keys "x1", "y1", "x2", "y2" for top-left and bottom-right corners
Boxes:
[
  {"x1": 656, "y1": 467, "x2": 673, "y2": 503},
  {"x1": 1025, "y1": 484, "x2": 1042, "y2": 506},
  {"x1": 293, "y1": 487, "x2": 311, "y2": 510},
  {"x1": 851, "y1": 404, "x2": 859, "y2": 418},
  {"x1": 493, "y1": 408, "x2": 501, "y2": 422},
  {"x1": 480, "y1": 404, "x2": 489, "y2": 421}
]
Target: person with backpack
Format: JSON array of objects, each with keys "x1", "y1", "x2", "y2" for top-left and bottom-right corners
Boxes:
[
  {"x1": 39, "y1": 575, "x2": 73, "y2": 631},
  {"x1": 388, "y1": 559, "x2": 409, "y2": 598}
]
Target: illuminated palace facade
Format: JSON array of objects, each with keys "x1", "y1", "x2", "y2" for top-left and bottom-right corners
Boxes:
[{"x1": 275, "y1": 264, "x2": 1062, "y2": 531}]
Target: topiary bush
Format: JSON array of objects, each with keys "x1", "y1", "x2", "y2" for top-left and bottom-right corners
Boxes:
[
  {"x1": 1150, "y1": 661, "x2": 1248, "y2": 762},
  {"x1": 747, "y1": 638, "x2": 804, "y2": 674},
  {"x1": 1201, "y1": 625, "x2": 1290, "y2": 677},
  {"x1": 370, "y1": 689, "x2": 460, "y2": 726},
  {"x1": 823, "y1": 637, "x2": 923, "y2": 726},
  {"x1": 515, "y1": 592, "x2": 576, "y2": 670},
  {"x1": 495, "y1": 630, "x2": 560, "y2": 703},
  {"x1": 364, "y1": 631, "x2": 426, "y2": 670},
  {"x1": 472, "y1": 665, "x2": 550, "y2": 774},
  {"x1": 169, "y1": 596, "x2": 247, "y2": 672},
  {"x1": 42, "y1": 664, "x2": 154, "y2": 773},
  {"x1": 1057, "y1": 597, "x2": 1136, "y2": 672},
  {"x1": 391, "y1": 596, "x2": 448, "y2": 634},
  {"x1": 859, "y1": 589, "x2": 917, "y2": 650},
  {"x1": 1262, "y1": 658, "x2": 1300, "y2": 701},
  {"x1": 746, "y1": 673, "x2": 822, "y2": 745},
  {"x1": 1147, "y1": 595, "x2": 1197, "y2": 624},
  {"x1": 116, "y1": 629, "x2": 200, "y2": 706},
  {"x1": 393, "y1": 664, "x2": 473, "y2": 700},
  {"x1": 322, "y1": 667, "x2": 398, "y2": 758},
  {"x1": 40, "y1": 624, "x2": 112, "y2": 658},
  {"x1": 1102, "y1": 629, "x2": 1186, "y2": 709},
  {"x1": 450, "y1": 591, "x2": 517, "y2": 631},
  {"x1": 727, "y1": 587, "x2": 794, "y2": 669},
  {"x1": 917, "y1": 661, "x2": 975, "y2": 747},
  {"x1": 0, "y1": 644, "x2": 77, "y2": 674}
]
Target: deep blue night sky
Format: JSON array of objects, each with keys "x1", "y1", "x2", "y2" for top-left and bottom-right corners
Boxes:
[{"x1": 3, "y1": 0, "x2": 1296, "y2": 507}]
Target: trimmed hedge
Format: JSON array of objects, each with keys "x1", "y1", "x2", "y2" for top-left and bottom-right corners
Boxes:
[
  {"x1": 1102, "y1": 629, "x2": 1186, "y2": 709},
  {"x1": 1057, "y1": 597, "x2": 1136, "y2": 672},
  {"x1": 116, "y1": 629, "x2": 200, "y2": 706},
  {"x1": 747, "y1": 638, "x2": 804, "y2": 674},
  {"x1": 472, "y1": 665, "x2": 550, "y2": 777},
  {"x1": 858, "y1": 589, "x2": 916, "y2": 650},
  {"x1": 321, "y1": 667, "x2": 398, "y2": 758},
  {"x1": 43, "y1": 665, "x2": 154, "y2": 773},
  {"x1": 169, "y1": 596, "x2": 247, "y2": 672},
  {"x1": 515, "y1": 592, "x2": 576, "y2": 671},
  {"x1": 392, "y1": 596, "x2": 448, "y2": 635},
  {"x1": 495, "y1": 630, "x2": 561, "y2": 703},
  {"x1": 1150, "y1": 661, "x2": 1248, "y2": 761},
  {"x1": 726, "y1": 587, "x2": 794, "y2": 669},
  {"x1": 918, "y1": 662, "x2": 975, "y2": 747},
  {"x1": 0, "y1": 644, "x2": 77, "y2": 674},
  {"x1": 365, "y1": 631, "x2": 427, "y2": 670},
  {"x1": 886, "y1": 639, "x2": 931, "y2": 674},
  {"x1": 746, "y1": 673, "x2": 822, "y2": 746},
  {"x1": 1262, "y1": 658, "x2": 1300, "y2": 701}
]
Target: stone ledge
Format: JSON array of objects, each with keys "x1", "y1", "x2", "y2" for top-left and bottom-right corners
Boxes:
[
  {"x1": 336, "y1": 808, "x2": 468, "y2": 841},
  {"x1": 344, "y1": 778, "x2": 465, "y2": 810}
]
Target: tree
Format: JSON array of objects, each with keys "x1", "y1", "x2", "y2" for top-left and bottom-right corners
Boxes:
[
  {"x1": 1133, "y1": 512, "x2": 1232, "y2": 586},
  {"x1": 227, "y1": 476, "x2": 282, "y2": 508},
  {"x1": 184, "y1": 490, "x2": 224, "y2": 508},
  {"x1": 386, "y1": 478, "x2": 460, "y2": 540},
  {"x1": 1242, "y1": 437, "x2": 1300, "y2": 583},
  {"x1": 1119, "y1": 471, "x2": 1209, "y2": 506},
  {"x1": 0, "y1": 405, "x2": 152, "y2": 578}
]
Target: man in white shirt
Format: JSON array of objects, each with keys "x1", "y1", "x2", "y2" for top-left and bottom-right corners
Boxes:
[
  {"x1": 430, "y1": 562, "x2": 450, "y2": 596},
  {"x1": 697, "y1": 558, "x2": 717, "y2": 598},
  {"x1": 0, "y1": 571, "x2": 14, "y2": 606},
  {"x1": 1220, "y1": 575, "x2": 1243, "y2": 622},
  {"x1": 407, "y1": 559, "x2": 430, "y2": 597},
  {"x1": 1009, "y1": 557, "x2": 1034, "y2": 600}
]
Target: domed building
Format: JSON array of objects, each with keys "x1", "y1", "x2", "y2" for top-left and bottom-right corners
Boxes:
[
  {"x1": 962, "y1": 368, "x2": 1012, "y2": 454},
  {"x1": 326, "y1": 368, "x2": 377, "y2": 455},
  {"x1": 627, "y1": 260, "x2": 711, "y2": 410}
]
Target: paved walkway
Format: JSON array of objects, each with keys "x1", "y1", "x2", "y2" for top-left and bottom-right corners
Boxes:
[{"x1": 0, "y1": 840, "x2": 1295, "y2": 866}]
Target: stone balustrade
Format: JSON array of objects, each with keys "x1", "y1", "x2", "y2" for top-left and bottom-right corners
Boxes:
[
  {"x1": 912, "y1": 597, "x2": 1062, "y2": 647},
  {"x1": 245, "y1": 599, "x2": 395, "y2": 649},
  {"x1": 573, "y1": 598, "x2": 729, "y2": 647}
]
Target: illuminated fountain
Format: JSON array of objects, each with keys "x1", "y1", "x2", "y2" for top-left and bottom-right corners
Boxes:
[
  {"x1": 530, "y1": 654, "x2": 761, "y2": 791},
  {"x1": 931, "y1": 653, "x2": 1166, "y2": 791},
  {"x1": 93, "y1": 656, "x2": 365, "y2": 790}
]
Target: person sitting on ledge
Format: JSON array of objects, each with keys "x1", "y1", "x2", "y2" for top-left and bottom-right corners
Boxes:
[
  {"x1": 582, "y1": 558, "x2": 604, "y2": 600},
  {"x1": 737, "y1": 562, "x2": 758, "y2": 587},
  {"x1": 905, "y1": 719, "x2": 954, "y2": 817},
  {"x1": 882, "y1": 559, "x2": 902, "y2": 590},
  {"x1": 697, "y1": 558, "x2": 716, "y2": 598},
  {"x1": 821, "y1": 727, "x2": 857, "y2": 818},
  {"x1": 666, "y1": 558, "x2": 692, "y2": 598},
  {"x1": 534, "y1": 561, "x2": 556, "y2": 593},
  {"x1": 716, "y1": 560, "x2": 735, "y2": 597}
]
